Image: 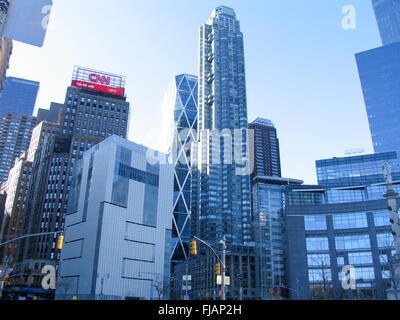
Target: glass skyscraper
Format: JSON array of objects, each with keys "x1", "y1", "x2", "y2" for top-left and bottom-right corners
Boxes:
[
  {"x1": 0, "y1": 77, "x2": 39, "y2": 118},
  {"x1": 371, "y1": 0, "x2": 400, "y2": 46},
  {"x1": 163, "y1": 74, "x2": 198, "y2": 264},
  {"x1": 356, "y1": 1, "x2": 400, "y2": 157},
  {"x1": 191, "y1": 6, "x2": 252, "y2": 246}
]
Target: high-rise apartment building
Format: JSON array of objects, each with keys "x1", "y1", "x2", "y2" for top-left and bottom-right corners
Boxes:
[
  {"x1": 13, "y1": 67, "x2": 130, "y2": 293},
  {"x1": 0, "y1": 113, "x2": 37, "y2": 184},
  {"x1": 56, "y1": 136, "x2": 173, "y2": 300},
  {"x1": 371, "y1": 0, "x2": 400, "y2": 46},
  {"x1": 355, "y1": 1, "x2": 400, "y2": 156},
  {"x1": 163, "y1": 74, "x2": 198, "y2": 299},
  {"x1": 249, "y1": 118, "x2": 281, "y2": 179},
  {"x1": 0, "y1": 77, "x2": 39, "y2": 118},
  {"x1": 0, "y1": 121, "x2": 59, "y2": 276},
  {"x1": 191, "y1": 6, "x2": 252, "y2": 246}
]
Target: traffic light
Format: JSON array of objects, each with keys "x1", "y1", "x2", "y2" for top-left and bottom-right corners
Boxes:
[
  {"x1": 190, "y1": 240, "x2": 197, "y2": 255},
  {"x1": 215, "y1": 263, "x2": 221, "y2": 276},
  {"x1": 57, "y1": 235, "x2": 64, "y2": 250}
]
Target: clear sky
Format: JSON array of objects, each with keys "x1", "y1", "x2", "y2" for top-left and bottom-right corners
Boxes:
[{"x1": 7, "y1": 0, "x2": 382, "y2": 184}]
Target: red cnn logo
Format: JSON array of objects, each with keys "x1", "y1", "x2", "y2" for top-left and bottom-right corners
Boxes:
[{"x1": 89, "y1": 73, "x2": 111, "y2": 85}]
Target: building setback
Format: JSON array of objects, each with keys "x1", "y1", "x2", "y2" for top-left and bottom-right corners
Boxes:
[
  {"x1": 56, "y1": 136, "x2": 173, "y2": 300},
  {"x1": 13, "y1": 67, "x2": 130, "y2": 295}
]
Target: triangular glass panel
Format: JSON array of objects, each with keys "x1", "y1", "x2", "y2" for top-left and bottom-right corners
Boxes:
[
  {"x1": 175, "y1": 75, "x2": 184, "y2": 88},
  {"x1": 179, "y1": 77, "x2": 191, "y2": 91},
  {"x1": 188, "y1": 78, "x2": 197, "y2": 91},
  {"x1": 178, "y1": 90, "x2": 190, "y2": 107}
]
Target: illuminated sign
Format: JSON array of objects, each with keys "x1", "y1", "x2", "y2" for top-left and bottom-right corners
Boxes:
[{"x1": 71, "y1": 67, "x2": 125, "y2": 96}]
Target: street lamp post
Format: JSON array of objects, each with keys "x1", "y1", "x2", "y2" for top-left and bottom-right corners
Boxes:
[{"x1": 194, "y1": 235, "x2": 228, "y2": 301}]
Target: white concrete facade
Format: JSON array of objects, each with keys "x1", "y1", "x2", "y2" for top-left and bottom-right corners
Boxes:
[{"x1": 55, "y1": 135, "x2": 173, "y2": 300}]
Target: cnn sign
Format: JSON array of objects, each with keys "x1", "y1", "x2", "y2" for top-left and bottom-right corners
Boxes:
[{"x1": 89, "y1": 73, "x2": 111, "y2": 86}]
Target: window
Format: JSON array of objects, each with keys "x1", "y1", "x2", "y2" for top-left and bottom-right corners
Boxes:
[
  {"x1": 305, "y1": 215, "x2": 327, "y2": 231},
  {"x1": 333, "y1": 213, "x2": 368, "y2": 229},
  {"x1": 306, "y1": 237, "x2": 329, "y2": 252},
  {"x1": 335, "y1": 234, "x2": 370, "y2": 250}
]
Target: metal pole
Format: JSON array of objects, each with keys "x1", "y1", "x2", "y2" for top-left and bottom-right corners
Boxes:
[
  {"x1": 221, "y1": 237, "x2": 226, "y2": 301},
  {"x1": 185, "y1": 261, "x2": 189, "y2": 300}
]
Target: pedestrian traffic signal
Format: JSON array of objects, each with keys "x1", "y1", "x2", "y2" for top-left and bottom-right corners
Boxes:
[
  {"x1": 190, "y1": 240, "x2": 197, "y2": 255},
  {"x1": 57, "y1": 235, "x2": 64, "y2": 250},
  {"x1": 215, "y1": 263, "x2": 221, "y2": 276}
]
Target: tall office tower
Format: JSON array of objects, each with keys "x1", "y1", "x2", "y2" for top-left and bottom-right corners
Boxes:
[
  {"x1": 56, "y1": 136, "x2": 173, "y2": 300},
  {"x1": 355, "y1": 1, "x2": 400, "y2": 156},
  {"x1": 14, "y1": 67, "x2": 130, "y2": 292},
  {"x1": 0, "y1": 121, "x2": 59, "y2": 275},
  {"x1": 249, "y1": 118, "x2": 281, "y2": 179},
  {"x1": 191, "y1": 6, "x2": 252, "y2": 246},
  {"x1": 0, "y1": 77, "x2": 39, "y2": 118},
  {"x1": 372, "y1": 0, "x2": 400, "y2": 46},
  {"x1": 0, "y1": 113, "x2": 37, "y2": 184},
  {"x1": 163, "y1": 74, "x2": 198, "y2": 299}
]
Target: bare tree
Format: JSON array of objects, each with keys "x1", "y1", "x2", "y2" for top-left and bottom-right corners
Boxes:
[
  {"x1": 153, "y1": 277, "x2": 170, "y2": 300},
  {"x1": 380, "y1": 235, "x2": 400, "y2": 294},
  {"x1": 309, "y1": 253, "x2": 333, "y2": 300}
]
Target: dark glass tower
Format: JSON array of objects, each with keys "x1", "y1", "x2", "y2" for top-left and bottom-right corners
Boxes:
[
  {"x1": 249, "y1": 118, "x2": 281, "y2": 179},
  {"x1": 191, "y1": 6, "x2": 252, "y2": 246},
  {"x1": 0, "y1": 77, "x2": 39, "y2": 118},
  {"x1": 372, "y1": 0, "x2": 400, "y2": 45}
]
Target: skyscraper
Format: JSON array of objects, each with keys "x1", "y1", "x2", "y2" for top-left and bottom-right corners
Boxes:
[
  {"x1": 191, "y1": 6, "x2": 252, "y2": 246},
  {"x1": 371, "y1": 0, "x2": 400, "y2": 46},
  {"x1": 0, "y1": 77, "x2": 39, "y2": 118},
  {"x1": 249, "y1": 118, "x2": 281, "y2": 179},
  {"x1": 0, "y1": 121, "x2": 59, "y2": 274},
  {"x1": 13, "y1": 66, "x2": 130, "y2": 293},
  {"x1": 0, "y1": 113, "x2": 37, "y2": 184},
  {"x1": 355, "y1": 1, "x2": 400, "y2": 156},
  {"x1": 163, "y1": 74, "x2": 198, "y2": 299}
]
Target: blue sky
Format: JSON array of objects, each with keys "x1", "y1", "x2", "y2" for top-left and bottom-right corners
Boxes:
[{"x1": 7, "y1": 0, "x2": 382, "y2": 184}]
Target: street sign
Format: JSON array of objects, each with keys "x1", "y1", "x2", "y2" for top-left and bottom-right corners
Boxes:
[
  {"x1": 216, "y1": 276, "x2": 230, "y2": 286},
  {"x1": 3, "y1": 0, "x2": 53, "y2": 47}
]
